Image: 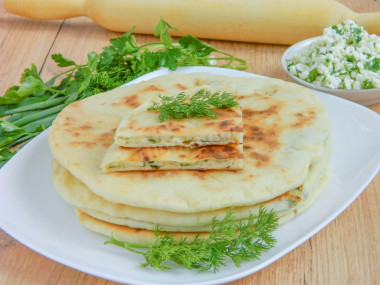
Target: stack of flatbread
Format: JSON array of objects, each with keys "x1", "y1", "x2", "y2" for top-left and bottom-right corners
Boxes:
[{"x1": 49, "y1": 73, "x2": 331, "y2": 244}]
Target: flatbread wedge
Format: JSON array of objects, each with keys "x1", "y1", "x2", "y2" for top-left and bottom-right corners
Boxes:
[
  {"x1": 114, "y1": 101, "x2": 243, "y2": 148},
  {"x1": 100, "y1": 143, "x2": 244, "y2": 172}
]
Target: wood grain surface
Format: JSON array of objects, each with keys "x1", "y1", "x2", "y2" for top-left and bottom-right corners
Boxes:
[{"x1": 0, "y1": 1, "x2": 379, "y2": 284}]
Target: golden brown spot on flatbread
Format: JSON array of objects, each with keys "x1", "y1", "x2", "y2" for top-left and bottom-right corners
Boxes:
[
  {"x1": 243, "y1": 104, "x2": 280, "y2": 119},
  {"x1": 218, "y1": 120, "x2": 243, "y2": 132},
  {"x1": 220, "y1": 120, "x2": 232, "y2": 128},
  {"x1": 62, "y1": 116, "x2": 75, "y2": 127},
  {"x1": 243, "y1": 122, "x2": 280, "y2": 168},
  {"x1": 214, "y1": 108, "x2": 241, "y2": 119},
  {"x1": 263, "y1": 190, "x2": 302, "y2": 205},
  {"x1": 195, "y1": 145, "x2": 243, "y2": 160},
  {"x1": 127, "y1": 147, "x2": 164, "y2": 162},
  {"x1": 292, "y1": 109, "x2": 317, "y2": 128},
  {"x1": 158, "y1": 124, "x2": 168, "y2": 129},
  {"x1": 112, "y1": 94, "x2": 141, "y2": 109},
  {"x1": 128, "y1": 119, "x2": 138, "y2": 130},
  {"x1": 175, "y1": 84, "x2": 188, "y2": 90},
  {"x1": 133, "y1": 169, "x2": 182, "y2": 178},
  {"x1": 129, "y1": 148, "x2": 150, "y2": 161},
  {"x1": 167, "y1": 121, "x2": 177, "y2": 127},
  {"x1": 222, "y1": 146, "x2": 244, "y2": 158},
  {"x1": 202, "y1": 108, "x2": 242, "y2": 132},
  {"x1": 249, "y1": 151, "x2": 270, "y2": 162},
  {"x1": 136, "y1": 126, "x2": 161, "y2": 134},
  {"x1": 142, "y1": 85, "x2": 165, "y2": 93},
  {"x1": 293, "y1": 195, "x2": 302, "y2": 204},
  {"x1": 138, "y1": 122, "x2": 184, "y2": 134},
  {"x1": 97, "y1": 130, "x2": 115, "y2": 142},
  {"x1": 79, "y1": 124, "x2": 92, "y2": 130},
  {"x1": 130, "y1": 168, "x2": 230, "y2": 180},
  {"x1": 241, "y1": 173, "x2": 254, "y2": 181},
  {"x1": 190, "y1": 171, "x2": 206, "y2": 180},
  {"x1": 249, "y1": 152, "x2": 270, "y2": 167},
  {"x1": 244, "y1": 125, "x2": 280, "y2": 150},
  {"x1": 236, "y1": 93, "x2": 260, "y2": 100},
  {"x1": 69, "y1": 141, "x2": 97, "y2": 148},
  {"x1": 68, "y1": 128, "x2": 115, "y2": 148}
]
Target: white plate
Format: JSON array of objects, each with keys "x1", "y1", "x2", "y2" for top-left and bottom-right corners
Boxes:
[
  {"x1": 282, "y1": 36, "x2": 380, "y2": 106},
  {"x1": 1, "y1": 66, "x2": 380, "y2": 285}
]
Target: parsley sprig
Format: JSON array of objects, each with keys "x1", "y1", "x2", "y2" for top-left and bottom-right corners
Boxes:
[
  {"x1": 0, "y1": 19, "x2": 246, "y2": 167},
  {"x1": 105, "y1": 207, "x2": 279, "y2": 272},
  {"x1": 148, "y1": 89, "x2": 239, "y2": 122}
]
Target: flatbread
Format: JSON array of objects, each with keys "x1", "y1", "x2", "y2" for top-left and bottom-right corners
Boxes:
[
  {"x1": 52, "y1": 159, "x2": 306, "y2": 229},
  {"x1": 75, "y1": 161, "x2": 328, "y2": 243},
  {"x1": 75, "y1": 209, "x2": 209, "y2": 244},
  {"x1": 49, "y1": 73, "x2": 331, "y2": 213},
  {"x1": 100, "y1": 143, "x2": 244, "y2": 172},
  {"x1": 74, "y1": 162, "x2": 329, "y2": 243},
  {"x1": 115, "y1": 102, "x2": 243, "y2": 148},
  {"x1": 114, "y1": 83, "x2": 243, "y2": 148}
]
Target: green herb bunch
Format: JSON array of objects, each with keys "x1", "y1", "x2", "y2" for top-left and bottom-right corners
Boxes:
[
  {"x1": 148, "y1": 89, "x2": 239, "y2": 122},
  {"x1": 0, "y1": 19, "x2": 246, "y2": 168},
  {"x1": 105, "y1": 207, "x2": 279, "y2": 272}
]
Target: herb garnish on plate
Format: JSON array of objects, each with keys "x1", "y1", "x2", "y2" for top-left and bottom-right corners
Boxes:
[{"x1": 105, "y1": 207, "x2": 279, "y2": 272}]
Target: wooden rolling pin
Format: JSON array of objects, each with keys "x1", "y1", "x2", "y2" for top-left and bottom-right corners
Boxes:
[{"x1": 4, "y1": 0, "x2": 380, "y2": 44}]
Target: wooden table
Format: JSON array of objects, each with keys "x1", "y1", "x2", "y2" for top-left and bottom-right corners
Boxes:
[{"x1": 1, "y1": 1, "x2": 379, "y2": 284}]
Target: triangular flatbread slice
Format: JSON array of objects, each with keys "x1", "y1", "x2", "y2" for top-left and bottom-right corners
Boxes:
[
  {"x1": 114, "y1": 100, "x2": 243, "y2": 148},
  {"x1": 100, "y1": 143, "x2": 244, "y2": 172}
]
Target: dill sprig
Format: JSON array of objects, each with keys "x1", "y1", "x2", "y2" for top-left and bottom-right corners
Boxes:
[
  {"x1": 147, "y1": 89, "x2": 239, "y2": 122},
  {"x1": 105, "y1": 207, "x2": 279, "y2": 272}
]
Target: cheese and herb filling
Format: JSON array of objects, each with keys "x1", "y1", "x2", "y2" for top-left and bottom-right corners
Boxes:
[
  {"x1": 100, "y1": 143, "x2": 243, "y2": 172},
  {"x1": 115, "y1": 89, "x2": 243, "y2": 148},
  {"x1": 287, "y1": 20, "x2": 380, "y2": 90}
]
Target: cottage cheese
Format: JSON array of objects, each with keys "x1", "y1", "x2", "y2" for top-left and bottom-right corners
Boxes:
[{"x1": 287, "y1": 20, "x2": 380, "y2": 90}]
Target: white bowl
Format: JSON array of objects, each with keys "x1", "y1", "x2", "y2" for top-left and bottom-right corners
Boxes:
[{"x1": 282, "y1": 36, "x2": 380, "y2": 106}]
